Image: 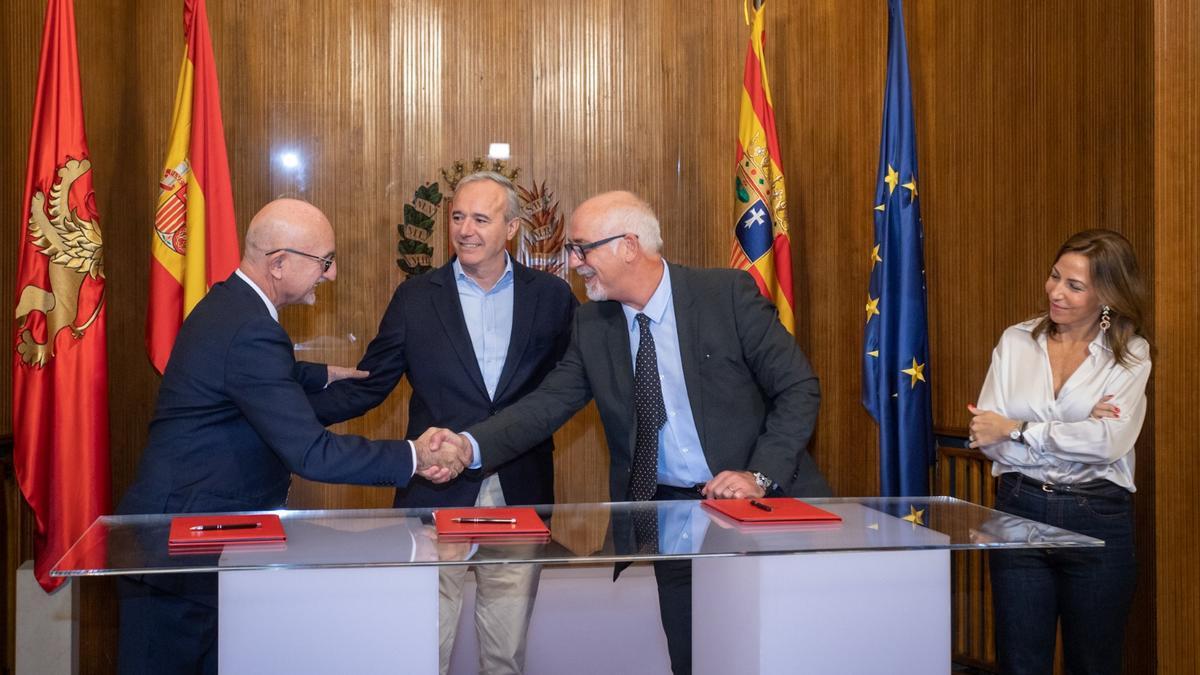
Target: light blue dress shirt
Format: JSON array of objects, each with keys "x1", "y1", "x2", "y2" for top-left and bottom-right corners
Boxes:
[
  {"x1": 622, "y1": 260, "x2": 713, "y2": 489},
  {"x1": 452, "y1": 255, "x2": 515, "y2": 400},
  {"x1": 657, "y1": 499, "x2": 713, "y2": 555}
]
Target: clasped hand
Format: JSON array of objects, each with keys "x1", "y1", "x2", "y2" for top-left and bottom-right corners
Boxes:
[{"x1": 412, "y1": 427, "x2": 472, "y2": 484}]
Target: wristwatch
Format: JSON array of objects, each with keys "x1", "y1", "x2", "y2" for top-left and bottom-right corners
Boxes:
[
  {"x1": 751, "y1": 471, "x2": 774, "y2": 492},
  {"x1": 1008, "y1": 421, "x2": 1027, "y2": 444}
]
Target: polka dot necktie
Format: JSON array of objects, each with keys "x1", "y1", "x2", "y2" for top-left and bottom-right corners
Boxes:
[{"x1": 630, "y1": 313, "x2": 666, "y2": 501}]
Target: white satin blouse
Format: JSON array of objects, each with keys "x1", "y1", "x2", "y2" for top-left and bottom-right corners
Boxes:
[{"x1": 976, "y1": 319, "x2": 1151, "y2": 492}]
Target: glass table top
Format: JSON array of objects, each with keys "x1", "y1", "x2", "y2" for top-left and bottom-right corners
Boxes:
[{"x1": 51, "y1": 496, "x2": 1102, "y2": 577}]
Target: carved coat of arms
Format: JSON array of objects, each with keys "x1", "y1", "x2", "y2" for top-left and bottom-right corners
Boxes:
[{"x1": 396, "y1": 158, "x2": 567, "y2": 280}]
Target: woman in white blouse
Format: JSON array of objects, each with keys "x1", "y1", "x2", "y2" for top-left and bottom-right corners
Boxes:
[{"x1": 968, "y1": 229, "x2": 1150, "y2": 675}]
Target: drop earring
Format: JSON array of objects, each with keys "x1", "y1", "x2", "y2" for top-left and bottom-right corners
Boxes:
[{"x1": 1100, "y1": 305, "x2": 1111, "y2": 332}]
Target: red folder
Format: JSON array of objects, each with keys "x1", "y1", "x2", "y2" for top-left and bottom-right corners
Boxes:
[
  {"x1": 168, "y1": 514, "x2": 287, "y2": 548},
  {"x1": 167, "y1": 541, "x2": 289, "y2": 556},
  {"x1": 433, "y1": 507, "x2": 549, "y2": 541},
  {"x1": 701, "y1": 498, "x2": 842, "y2": 524}
]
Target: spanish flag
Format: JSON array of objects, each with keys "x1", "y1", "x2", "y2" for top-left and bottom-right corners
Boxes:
[
  {"x1": 730, "y1": 0, "x2": 795, "y2": 334},
  {"x1": 146, "y1": 0, "x2": 239, "y2": 373}
]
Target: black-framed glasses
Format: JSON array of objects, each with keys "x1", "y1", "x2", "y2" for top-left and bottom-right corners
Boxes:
[
  {"x1": 267, "y1": 248, "x2": 336, "y2": 273},
  {"x1": 564, "y1": 233, "x2": 629, "y2": 261}
]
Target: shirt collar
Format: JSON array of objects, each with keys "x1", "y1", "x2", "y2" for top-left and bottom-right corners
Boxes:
[
  {"x1": 623, "y1": 259, "x2": 671, "y2": 330},
  {"x1": 1019, "y1": 316, "x2": 1112, "y2": 355},
  {"x1": 452, "y1": 253, "x2": 514, "y2": 291},
  {"x1": 235, "y1": 268, "x2": 279, "y2": 322}
]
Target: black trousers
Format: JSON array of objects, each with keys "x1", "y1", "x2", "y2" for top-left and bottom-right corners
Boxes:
[{"x1": 651, "y1": 483, "x2": 703, "y2": 675}]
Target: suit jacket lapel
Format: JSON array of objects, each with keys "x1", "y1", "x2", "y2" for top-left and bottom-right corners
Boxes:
[
  {"x1": 228, "y1": 272, "x2": 275, "y2": 319},
  {"x1": 494, "y1": 263, "x2": 537, "y2": 400},
  {"x1": 669, "y1": 264, "x2": 707, "y2": 446},
  {"x1": 600, "y1": 301, "x2": 637, "y2": 460},
  {"x1": 430, "y1": 264, "x2": 490, "y2": 400}
]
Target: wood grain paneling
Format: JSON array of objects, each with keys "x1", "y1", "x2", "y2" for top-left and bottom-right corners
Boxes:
[
  {"x1": 1, "y1": 1, "x2": 1195, "y2": 673},
  {"x1": 1153, "y1": 1, "x2": 1200, "y2": 672}
]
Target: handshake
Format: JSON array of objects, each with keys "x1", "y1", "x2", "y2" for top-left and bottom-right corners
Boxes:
[{"x1": 412, "y1": 427, "x2": 473, "y2": 484}]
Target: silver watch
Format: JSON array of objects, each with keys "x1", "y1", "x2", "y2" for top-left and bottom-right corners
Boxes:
[
  {"x1": 1008, "y1": 421, "x2": 1027, "y2": 444},
  {"x1": 751, "y1": 472, "x2": 773, "y2": 491}
]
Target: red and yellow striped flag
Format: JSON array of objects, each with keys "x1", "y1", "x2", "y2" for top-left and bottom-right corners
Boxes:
[
  {"x1": 146, "y1": 0, "x2": 239, "y2": 373},
  {"x1": 730, "y1": 0, "x2": 795, "y2": 334}
]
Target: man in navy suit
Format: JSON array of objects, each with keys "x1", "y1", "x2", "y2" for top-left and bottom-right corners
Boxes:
[
  {"x1": 309, "y1": 172, "x2": 576, "y2": 675},
  {"x1": 117, "y1": 198, "x2": 467, "y2": 675},
  {"x1": 432, "y1": 191, "x2": 827, "y2": 675}
]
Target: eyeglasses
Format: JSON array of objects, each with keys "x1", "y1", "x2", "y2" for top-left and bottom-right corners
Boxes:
[
  {"x1": 564, "y1": 233, "x2": 629, "y2": 262},
  {"x1": 267, "y1": 248, "x2": 336, "y2": 273}
]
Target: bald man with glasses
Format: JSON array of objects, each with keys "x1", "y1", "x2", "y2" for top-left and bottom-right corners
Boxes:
[
  {"x1": 116, "y1": 198, "x2": 467, "y2": 675},
  {"x1": 430, "y1": 191, "x2": 828, "y2": 675}
]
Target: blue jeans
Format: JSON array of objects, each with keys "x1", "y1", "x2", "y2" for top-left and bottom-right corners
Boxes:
[{"x1": 989, "y1": 473, "x2": 1136, "y2": 675}]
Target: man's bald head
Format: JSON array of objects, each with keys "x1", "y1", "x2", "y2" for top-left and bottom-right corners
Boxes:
[
  {"x1": 239, "y1": 198, "x2": 337, "y2": 308},
  {"x1": 566, "y1": 190, "x2": 665, "y2": 309},
  {"x1": 243, "y1": 199, "x2": 333, "y2": 263},
  {"x1": 571, "y1": 191, "x2": 663, "y2": 254}
]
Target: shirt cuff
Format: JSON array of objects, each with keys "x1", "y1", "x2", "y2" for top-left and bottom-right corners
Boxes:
[
  {"x1": 462, "y1": 432, "x2": 483, "y2": 470},
  {"x1": 407, "y1": 440, "x2": 417, "y2": 478},
  {"x1": 1022, "y1": 421, "x2": 1047, "y2": 453}
]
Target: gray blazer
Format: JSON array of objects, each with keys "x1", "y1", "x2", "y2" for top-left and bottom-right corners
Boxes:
[{"x1": 469, "y1": 263, "x2": 829, "y2": 500}]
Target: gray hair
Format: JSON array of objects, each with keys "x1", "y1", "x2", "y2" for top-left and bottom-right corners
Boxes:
[
  {"x1": 454, "y1": 171, "x2": 522, "y2": 222},
  {"x1": 598, "y1": 194, "x2": 663, "y2": 253}
]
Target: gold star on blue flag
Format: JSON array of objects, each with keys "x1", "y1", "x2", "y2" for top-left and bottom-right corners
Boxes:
[{"x1": 861, "y1": 0, "x2": 934, "y2": 498}]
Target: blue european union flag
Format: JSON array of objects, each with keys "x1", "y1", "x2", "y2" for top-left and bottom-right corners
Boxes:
[{"x1": 862, "y1": 0, "x2": 934, "y2": 497}]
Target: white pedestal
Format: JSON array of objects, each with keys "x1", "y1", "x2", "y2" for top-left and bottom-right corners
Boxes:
[
  {"x1": 693, "y1": 549, "x2": 951, "y2": 675},
  {"x1": 218, "y1": 517, "x2": 437, "y2": 675},
  {"x1": 15, "y1": 561, "x2": 78, "y2": 675},
  {"x1": 448, "y1": 563, "x2": 670, "y2": 675},
  {"x1": 214, "y1": 509, "x2": 951, "y2": 674},
  {"x1": 219, "y1": 565, "x2": 438, "y2": 674}
]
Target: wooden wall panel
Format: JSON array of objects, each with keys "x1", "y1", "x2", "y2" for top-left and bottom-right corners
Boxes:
[
  {"x1": 0, "y1": 1, "x2": 1194, "y2": 673},
  {"x1": 1153, "y1": 1, "x2": 1200, "y2": 672},
  {"x1": 770, "y1": 0, "x2": 885, "y2": 498}
]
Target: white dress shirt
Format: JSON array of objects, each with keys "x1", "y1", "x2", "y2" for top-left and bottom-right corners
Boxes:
[{"x1": 976, "y1": 319, "x2": 1151, "y2": 491}]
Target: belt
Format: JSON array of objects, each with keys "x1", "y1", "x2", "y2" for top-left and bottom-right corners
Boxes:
[{"x1": 1003, "y1": 473, "x2": 1127, "y2": 498}]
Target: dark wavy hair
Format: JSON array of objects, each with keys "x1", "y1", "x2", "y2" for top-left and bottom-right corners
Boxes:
[{"x1": 1031, "y1": 229, "x2": 1148, "y2": 367}]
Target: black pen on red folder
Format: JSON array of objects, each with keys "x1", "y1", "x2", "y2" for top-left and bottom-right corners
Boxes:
[
  {"x1": 452, "y1": 517, "x2": 517, "y2": 524},
  {"x1": 749, "y1": 500, "x2": 773, "y2": 512},
  {"x1": 190, "y1": 522, "x2": 262, "y2": 532}
]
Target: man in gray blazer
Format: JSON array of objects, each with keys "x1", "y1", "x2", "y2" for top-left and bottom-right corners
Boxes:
[{"x1": 431, "y1": 191, "x2": 826, "y2": 675}]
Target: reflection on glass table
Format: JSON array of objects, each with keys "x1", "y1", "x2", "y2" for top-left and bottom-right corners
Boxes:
[{"x1": 52, "y1": 496, "x2": 1101, "y2": 578}]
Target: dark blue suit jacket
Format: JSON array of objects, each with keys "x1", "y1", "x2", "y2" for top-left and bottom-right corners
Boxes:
[
  {"x1": 118, "y1": 273, "x2": 416, "y2": 517},
  {"x1": 309, "y1": 259, "x2": 577, "y2": 508}
]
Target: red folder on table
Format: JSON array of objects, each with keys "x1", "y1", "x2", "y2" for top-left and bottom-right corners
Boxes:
[
  {"x1": 168, "y1": 514, "x2": 287, "y2": 548},
  {"x1": 701, "y1": 498, "x2": 842, "y2": 524},
  {"x1": 167, "y1": 541, "x2": 289, "y2": 556},
  {"x1": 433, "y1": 507, "x2": 549, "y2": 541}
]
